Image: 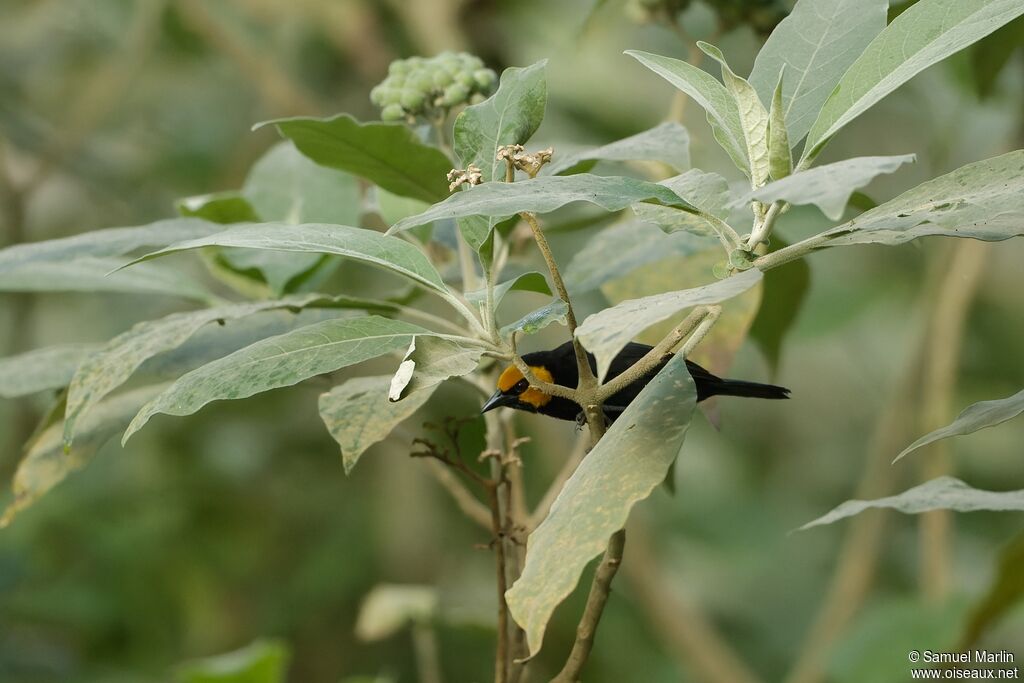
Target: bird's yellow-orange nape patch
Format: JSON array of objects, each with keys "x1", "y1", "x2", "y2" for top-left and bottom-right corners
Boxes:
[{"x1": 497, "y1": 364, "x2": 555, "y2": 409}]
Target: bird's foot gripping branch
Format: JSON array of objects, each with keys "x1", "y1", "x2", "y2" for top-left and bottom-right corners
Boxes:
[{"x1": 3, "y1": 0, "x2": 1024, "y2": 680}]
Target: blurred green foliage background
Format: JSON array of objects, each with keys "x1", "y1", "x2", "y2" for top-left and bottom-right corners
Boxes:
[{"x1": 1, "y1": 1, "x2": 1023, "y2": 682}]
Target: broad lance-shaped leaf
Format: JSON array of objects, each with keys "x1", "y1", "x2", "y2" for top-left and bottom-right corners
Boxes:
[
  {"x1": 735, "y1": 154, "x2": 916, "y2": 220},
  {"x1": 576, "y1": 268, "x2": 763, "y2": 380},
  {"x1": 0, "y1": 257, "x2": 212, "y2": 301},
  {"x1": 699, "y1": 42, "x2": 770, "y2": 187},
  {"x1": 500, "y1": 299, "x2": 568, "y2": 339},
  {"x1": 895, "y1": 389, "x2": 1024, "y2": 463},
  {"x1": 803, "y1": 0, "x2": 1024, "y2": 160},
  {"x1": 749, "y1": 0, "x2": 887, "y2": 146},
  {"x1": 388, "y1": 336, "x2": 484, "y2": 402},
  {"x1": 0, "y1": 345, "x2": 99, "y2": 399},
  {"x1": 125, "y1": 223, "x2": 449, "y2": 293},
  {"x1": 388, "y1": 175, "x2": 696, "y2": 234},
  {"x1": 506, "y1": 352, "x2": 697, "y2": 656},
  {"x1": 258, "y1": 114, "x2": 452, "y2": 204},
  {"x1": 122, "y1": 316, "x2": 432, "y2": 444},
  {"x1": 0, "y1": 218, "x2": 219, "y2": 273},
  {"x1": 544, "y1": 122, "x2": 691, "y2": 176},
  {"x1": 465, "y1": 271, "x2": 551, "y2": 310},
  {"x1": 1, "y1": 385, "x2": 164, "y2": 528},
  {"x1": 565, "y1": 220, "x2": 715, "y2": 293},
  {"x1": 767, "y1": 68, "x2": 792, "y2": 180},
  {"x1": 632, "y1": 169, "x2": 732, "y2": 238},
  {"x1": 321, "y1": 376, "x2": 436, "y2": 474},
  {"x1": 626, "y1": 50, "x2": 748, "y2": 177},
  {"x1": 63, "y1": 293, "x2": 381, "y2": 446},
  {"x1": 800, "y1": 476, "x2": 1024, "y2": 531},
  {"x1": 816, "y1": 150, "x2": 1024, "y2": 248}
]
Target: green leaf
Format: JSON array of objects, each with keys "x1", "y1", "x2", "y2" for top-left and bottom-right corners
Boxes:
[
  {"x1": 0, "y1": 256, "x2": 212, "y2": 301},
  {"x1": 0, "y1": 345, "x2": 98, "y2": 399},
  {"x1": 177, "y1": 192, "x2": 261, "y2": 223},
  {"x1": 749, "y1": 238, "x2": 810, "y2": 374},
  {"x1": 0, "y1": 218, "x2": 219, "y2": 272},
  {"x1": 355, "y1": 584, "x2": 438, "y2": 641},
  {"x1": 127, "y1": 223, "x2": 450, "y2": 294},
  {"x1": 499, "y1": 299, "x2": 569, "y2": 339},
  {"x1": 894, "y1": 388, "x2": 1024, "y2": 463},
  {"x1": 816, "y1": 150, "x2": 1024, "y2": 248},
  {"x1": 736, "y1": 154, "x2": 916, "y2": 221},
  {"x1": 259, "y1": 114, "x2": 452, "y2": 203},
  {"x1": 800, "y1": 476, "x2": 1024, "y2": 531},
  {"x1": 320, "y1": 376, "x2": 435, "y2": 473},
  {"x1": 576, "y1": 269, "x2": 763, "y2": 380},
  {"x1": 767, "y1": 69, "x2": 792, "y2": 180},
  {"x1": 803, "y1": 0, "x2": 1024, "y2": 160},
  {"x1": 454, "y1": 61, "x2": 547, "y2": 183},
  {"x1": 175, "y1": 639, "x2": 290, "y2": 683},
  {"x1": 122, "y1": 316, "x2": 431, "y2": 444},
  {"x1": 388, "y1": 175, "x2": 696, "y2": 234},
  {"x1": 544, "y1": 122, "x2": 691, "y2": 176},
  {"x1": 632, "y1": 169, "x2": 732, "y2": 237},
  {"x1": 388, "y1": 336, "x2": 483, "y2": 402},
  {"x1": 0, "y1": 385, "x2": 164, "y2": 528},
  {"x1": 626, "y1": 50, "x2": 748, "y2": 177},
  {"x1": 749, "y1": 0, "x2": 887, "y2": 145},
  {"x1": 564, "y1": 220, "x2": 714, "y2": 293},
  {"x1": 64, "y1": 293, "x2": 368, "y2": 447},
  {"x1": 960, "y1": 530, "x2": 1024, "y2": 647},
  {"x1": 465, "y1": 271, "x2": 551, "y2": 310},
  {"x1": 698, "y1": 42, "x2": 770, "y2": 187},
  {"x1": 506, "y1": 352, "x2": 697, "y2": 656}
]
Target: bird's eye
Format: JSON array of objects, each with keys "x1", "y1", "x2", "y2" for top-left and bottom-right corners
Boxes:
[{"x1": 513, "y1": 379, "x2": 529, "y2": 393}]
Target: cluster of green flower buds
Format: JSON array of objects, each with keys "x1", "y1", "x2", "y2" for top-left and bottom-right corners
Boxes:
[{"x1": 370, "y1": 52, "x2": 498, "y2": 122}]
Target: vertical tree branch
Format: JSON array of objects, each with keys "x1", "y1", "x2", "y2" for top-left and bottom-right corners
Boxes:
[{"x1": 487, "y1": 480, "x2": 510, "y2": 683}]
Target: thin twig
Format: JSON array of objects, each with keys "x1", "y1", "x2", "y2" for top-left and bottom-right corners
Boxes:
[
  {"x1": 422, "y1": 459, "x2": 491, "y2": 529},
  {"x1": 487, "y1": 480, "x2": 511, "y2": 683}
]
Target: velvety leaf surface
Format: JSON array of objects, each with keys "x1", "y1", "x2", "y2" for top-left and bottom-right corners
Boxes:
[
  {"x1": 544, "y1": 122, "x2": 691, "y2": 175},
  {"x1": 320, "y1": 375, "x2": 435, "y2": 473},
  {"x1": 895, "y1": 388, "x2": 1024, "y2": 462},
  {"x1": 632, "y1": 169, "x2": 733, "y2": 237},
  {"x1": 388, "y1": 336, "x2": 483, "y2": 402},
  {"x1": 506, "y1": 352, "x2": 697, "y2": 656},
  {"x1": 800, "y1": 476, "x2": 1024, "y2": 530},
  {"x1": 0, "y1": 344, "x2": 98, "y2": 398},
  {"x1": 0, "y1": 256, "x2": 212, "y2": 301},
  {"x1": 499, "y1": 299, "x2": 569, "y2": 339},
  {"x1": 123, "y1": 316, "x2": 430, "y2": 443},
  {"x1": 465, "y1": 271, "x2": 551, "y2": 310}
]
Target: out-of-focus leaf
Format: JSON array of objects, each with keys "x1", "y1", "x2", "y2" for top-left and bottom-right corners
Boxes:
[
  {"x1": 388, "y1": 175, "x2": 696, "y2": 234},
  {"x1": 803, "y1": 0, "x2": 1024, "y2": 160},
  {"x1": 175, "y1": 639, "x2": 290, "y2": 683},
  {"x1": 122, "y1": 316, "x2": 432, "y2": 443},
  {"x1": 800, "y1": 476, "x2": 1024, "y2": 530},
  {"x1": 767, "y1": 69, "x2": 792, "y2": 180},
  {"x1": 699, "y1": 42, "x2": 770, "y2": 187},
  {"x1": 64, "y1": 293, "x2": 373, "y2": 446},
  {"x1": 126, "y1": 223, "x2": 450, "y2": 294},
  {"x1": 0, "y1": 345, "x2": 98, "y2": 398},
  {"x1": 388, "y1": 336, "x2": 483, "y2": 402},
  {"x1": 814, "y1": 151, "x2": 1024, "y2": 247},
  {"x1": 960, "y1": 530, "x2": 1024, "y2": 647},
  {"x1": 465, "y1": 271, "x2": 551, "y2": 310},
  {"x1": 544, "y1": 122, "x2": 691, "y2": 176},
  {"x1": 895, "y1": 388, "x2": 1024, "y2": 462},
  {"x1": 633, "y1": 169, "x2": 733, "y2": 237},
  {"x1": 601, "y1": 250, "x2": 762, "y2": 378},
  {"x1": 506, "y1": 352, "x2": 697, "y2": 656},
  {"x1": 626, "y1": 50, "x2": 748, "y2": 177},
  {"x1": 0, "y1": 256, "x2": 212, "y2": 301},
  {"x1": 0, "y1": 218, "x2": 219, "y2": 272},
  {"x1": 177, "y1": 192, "x2": 260, "y2": 223},
  {"x1": 736, "y1": 155, "x2": 916, "y2": 221},
  {"x1": 0, "y1": 385, "x2": 164, "y2": 528},
  {"x1": 577, "y1": 269, "x2": 763, "y2": 380},
  {"x1": 355, "y1": 584, "x2": 438, "y2": 642},
  {"x1": 260, "y1": 114, "x2": 452, "y2": 203},
  {"x1": 500, "y1": 299, "x2": 569, "y2": 339},
  {"x1": 749, "y1": 0, "x2": 887, "y2": 146},
  {"x1": 749, "y1": 237, "x2": 810, "y2": 374},
  {"x1": 320, "y1": 376, "x2": 435, "y2": 473},
  {"x1": 970, "y1": 16, "x2": 1024, "y2": 99},
  {"x1": 564, "y1": 220, "x2": 715, "y2": 293}
]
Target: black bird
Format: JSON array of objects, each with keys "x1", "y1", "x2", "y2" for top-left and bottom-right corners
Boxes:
[{"x1": 482, "y1": 340, "x2": 789, "y2": 422}]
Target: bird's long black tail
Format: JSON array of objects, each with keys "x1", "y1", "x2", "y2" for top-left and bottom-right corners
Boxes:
[{"x1": 704, "y1": 378, "x2": 790, "y2": 401}]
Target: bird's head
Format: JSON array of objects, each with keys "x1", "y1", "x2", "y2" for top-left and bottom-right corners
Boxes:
[{"x1": 481, "y1": 364, "x2": 555, "y2": 413}]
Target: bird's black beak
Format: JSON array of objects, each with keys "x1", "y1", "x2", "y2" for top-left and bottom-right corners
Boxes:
[{"x1": 481, "y1": 390, "x2": 515, "y2": 413}]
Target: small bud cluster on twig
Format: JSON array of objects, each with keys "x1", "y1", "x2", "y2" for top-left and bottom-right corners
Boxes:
[
  {"x1": 447, "y1": 164, "x2": 483, "y2": 192},
  {"x1": 497, "y1": 144, "x2": 554, "y2": 178}
]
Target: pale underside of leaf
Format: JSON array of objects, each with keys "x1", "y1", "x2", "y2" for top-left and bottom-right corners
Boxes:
[
  {"x1": 0, "y1": 257, "x2": 212, "y2": 301},
  {"x1": 388, "y1": 336, "x2": 483, "y2": 402},
  {"x1": 544, "y1": 122, "x2": 691, "y2": 176},
  {"x1": 895, "y1": 388, "x2": 1024, "y2": 462},
  {"x1": 0, "y1": 344, "x2": 99, "y2": 398}
]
